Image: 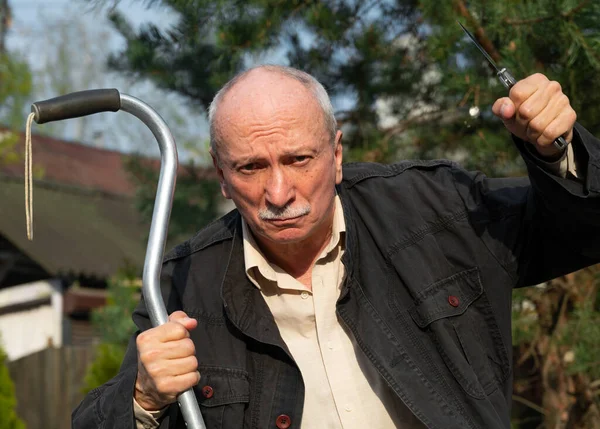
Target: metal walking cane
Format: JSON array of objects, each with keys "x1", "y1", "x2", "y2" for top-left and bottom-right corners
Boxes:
[{"x1": 29, "y1": 89, "x2": 206, "y2": 429}]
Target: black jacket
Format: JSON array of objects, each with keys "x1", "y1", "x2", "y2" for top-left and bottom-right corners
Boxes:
[{"x1": 73, "y1": 124, "x2": 600, "y2": 429}]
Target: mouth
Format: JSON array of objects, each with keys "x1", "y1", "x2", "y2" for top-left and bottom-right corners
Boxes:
[{"x1": 265, "y1": 214, "x2": 306, "y2": 224}]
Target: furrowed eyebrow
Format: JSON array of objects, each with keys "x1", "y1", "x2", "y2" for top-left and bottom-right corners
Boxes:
[
  {"x1": 229, "y1": 147, "x2": 319, "y2": 168},
  {"x1": 280, "y1": 148, "x2": 318, "y2": 157},
  {"x1": 230, "y1": 156, "x2": 263, "y2": 169}
]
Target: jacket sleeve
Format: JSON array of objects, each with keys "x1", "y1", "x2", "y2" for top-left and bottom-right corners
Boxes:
[
  {"x1": 451, "y1": 122, "x2": 600, "y2": 287},
  {"x1": 71, "y1": 259, "x2": 183, "y2": 429}
]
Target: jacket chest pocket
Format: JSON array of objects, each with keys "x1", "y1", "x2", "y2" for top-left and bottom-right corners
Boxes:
[
  {"x1": 408, "y1": 267, "x2": 510, "y2": 399},
  {"x1": 196, "y1": 367, "x2": 250, "y2": 429}
]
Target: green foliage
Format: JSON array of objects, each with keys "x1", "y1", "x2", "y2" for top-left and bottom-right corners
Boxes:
[
  {"x1": 0, "y1": 51, "x2": 32, "y2": 169},
  {"x1": 91, "y1": 268, "x2": 139, "y2": 345},
  {"x1": 0, "y1": 130, "x2": 19, "y2": 166},
  {"x1": 125, "y1": 155, "x2": 221, "y2": 243},
  {"x1": 558, "y1": 288, "x2": 600, "y2": 380},
  {"x1": 82, "y1": 343, "x2": 127, "y2": 395},
  {"x1": 511, "y1": 288, "x2": 540, "y2": 346},
  {"x1": 0, "y1": 344, "x2": 25, "y2": 429},
  {"x1": 82, "y1": 267, "x2": 139, "y2": 393},
  {"x1": 0, "y1": 52, "x2": 32, "y2": 129}
]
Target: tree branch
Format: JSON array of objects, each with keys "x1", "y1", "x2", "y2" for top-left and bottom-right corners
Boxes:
[
  {"x1": 512, "y1": 395, "x2": 548, "y2": 416},
  {"x1": 453, "y1": 0, "x2": 502, "y2": 62},
  {"x1": 504, "y1": 0, "x2": 590, "y2": 26}
]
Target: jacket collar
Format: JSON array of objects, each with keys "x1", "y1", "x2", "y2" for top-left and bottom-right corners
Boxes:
[{"x1": 219, "y1": 214, "x2": 292, "y2": 353}]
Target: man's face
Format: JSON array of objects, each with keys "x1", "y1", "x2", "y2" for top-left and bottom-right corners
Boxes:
[{"x1": 212, "y1": 72, "x2": 343, "y2": 246}]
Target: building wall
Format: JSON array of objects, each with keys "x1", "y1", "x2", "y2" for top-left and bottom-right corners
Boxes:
[{"x1": 0, "y1": 279, "x2": 63, "y2": 361}]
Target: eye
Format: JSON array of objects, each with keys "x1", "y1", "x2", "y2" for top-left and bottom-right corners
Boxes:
[
  {"x1": 293, "y1": 155, "x2": 310, "y2": 165},
  {"x1": 239, "y1": 163, "x2": 260, "y2": 172}
]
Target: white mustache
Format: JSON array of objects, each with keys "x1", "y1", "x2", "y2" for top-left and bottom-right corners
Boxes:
[{"x1": 259, "y1": 204, "x2": 311, "y2": 220}]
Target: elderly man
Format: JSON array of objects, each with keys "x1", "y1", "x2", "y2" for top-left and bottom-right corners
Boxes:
[{"x1": 73, "y1": 65, "x2": 600, "y2": 429}]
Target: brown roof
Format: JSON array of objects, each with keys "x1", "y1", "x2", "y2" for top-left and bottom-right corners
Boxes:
[
  {"x1": 1, "y1": 130, "x2": 136, "y2": 196},
  {"x1": 0, "y1": 179, "x2": 147, "y2": 279},
  {"x1": 0, "y1": 129, "x2": 216, "y2": 280},
  {"x1": 0, "y1": 129, "x2": 218, "y2": 197}
]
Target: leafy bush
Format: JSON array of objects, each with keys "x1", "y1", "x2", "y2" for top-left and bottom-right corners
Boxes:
[
  {"x1": 0, "y1": 344, "x2": 25, "y2": 429},
  {"x1": 82, "y1": 268, "x2": 139, "y2": 394}
]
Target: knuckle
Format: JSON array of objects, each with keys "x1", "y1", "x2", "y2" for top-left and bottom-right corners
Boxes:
[
  {"x1": 548, "y1": 80, "x2": 562, "y2": 93},
  {"x1": 145, "y1": 361, "x2": 164, "y2": 378},
  {"x1": 170, "y1": 322, "x2": 188, "y2": 338},
  {"x1": 518, "y1": 104, "x2": 534, "y2": 121},
  {"x1": 169, "y1": 310, "x2": 187, "y2": 321},
  {"x1": 137, "y1": 331, "x2": 151, "y2": 345},
  {"x1": 542, "y1": 126, "x2": 557, "y2": 141},
  {"x1": 569, "y1": 109, "x2": 578, "y2": 123},
  {"x1": 509, "y1": 86, "x2": 526, "y2": 103},
  {"x1": 139, "y1": 348, "x2": 155, "y2": 365},
  {"x1": 155, "y1": 378, "x2": 171, "y2": 394},
  {"x1": 527, "y1": 117, "x2": 543, "y2": 134},
  {"x1": 183, "y1": 338, "x2": 196, "y2": 355}
]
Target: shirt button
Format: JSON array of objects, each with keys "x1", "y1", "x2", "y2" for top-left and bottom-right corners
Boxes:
[
  {"x1": 448, "y1": 295, "x2": 460, "y2": 307},
  {"x1": 276, "y1": 414, "x2": 292, "y2": 428},
  {"x1": 345, "y1": 404, "x2": 352, "y2": 412},
  {"x1": 201, "y1": 385, "x2": 214, "y2": 398},
  {"x1": 301, "y1": 291, "x2": 309, "y2": 299},
  {"x1": 327, "y1": 341, "x2": 333, "y2": 350}
]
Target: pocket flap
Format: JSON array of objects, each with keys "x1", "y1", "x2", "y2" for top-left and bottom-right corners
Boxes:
[
  {"x1": 408, "y1": 268, "x2": 483, "y2": 328},
  {"x1": 197, "y1": 366, "x2": 250, "y2": 408}
]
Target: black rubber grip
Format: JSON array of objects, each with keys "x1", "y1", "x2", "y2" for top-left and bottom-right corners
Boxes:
[{"x1": 31, "y1": 89, "x2": 121, "y2": 124}]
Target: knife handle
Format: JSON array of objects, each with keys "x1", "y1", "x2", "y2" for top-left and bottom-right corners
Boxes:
[{"x1": 497, "y1": 68, "x2": 517, "y2": 90}]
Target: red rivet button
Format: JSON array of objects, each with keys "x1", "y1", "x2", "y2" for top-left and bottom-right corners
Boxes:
[
  {"x1": 201, "y1": 385, "x2": 214, "y2": 398},
  {"x1": 448, "y1": 295, "x2": 460, "y2": 307},
  {"x1": 276, "y1": 414, "x2": 291, "y2": 429}
]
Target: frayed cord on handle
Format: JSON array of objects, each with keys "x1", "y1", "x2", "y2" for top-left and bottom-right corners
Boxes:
[{"x1": 25, "y1": 112, "x2": 34, "y2": 241}]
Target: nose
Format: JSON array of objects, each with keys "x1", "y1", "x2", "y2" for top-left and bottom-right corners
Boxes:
[{"x1": 264, "y1": 166, "x2": 294, "y2": 208}]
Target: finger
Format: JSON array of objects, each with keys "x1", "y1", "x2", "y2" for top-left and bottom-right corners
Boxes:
[
  {"x1": 168, "y1": 311, "x2": 190, "y2": 323},
  {"x1": 492, "y1": 97, "x2": 515, "y2": 120},
  {"x1": 509, "y1": 77, "x2": 542, "y2": 112},
  {"x1": 170, "y1": 355, "x2": 199, "y2": 376},
  {"x1": 154, "y1": 371, "x2": 201, "y2": 396},
  {"x1": 139, "y1": 354, "x2": 198, "y2": 383},
  {"x1": 143, "y1": 321, "x2": 191, "y2": 343},
  {"x1": 138, "y1": 338, "x2": 196, "y2": 366},
  {"x1": 160, "y1": 338, "x2": 196, "y2": 360},
  {"x1": 525, "y1": 92, "x2": 569, "y2": 144},
  {"x1": 169, "y1": 311, "x2": 198, "y2": 331},
  {"x1": 172, "y1": 371, "x2": 202, "y2": 391},
  {"x1": 515, "y1": 81, "x2": 552, "y2": 130},
  {"x1": 535, "y1": 108, "x2": 576, "y2": 148}
]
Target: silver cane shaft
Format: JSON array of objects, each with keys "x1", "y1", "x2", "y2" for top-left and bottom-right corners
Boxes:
[{"x1": 120, "y1": 94, "x2": 207, "y2": 429}]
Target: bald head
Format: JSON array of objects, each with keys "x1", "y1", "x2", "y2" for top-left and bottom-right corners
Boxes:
[{"x1": 208, "y1": 65, "x2": 337, "y2": 158}]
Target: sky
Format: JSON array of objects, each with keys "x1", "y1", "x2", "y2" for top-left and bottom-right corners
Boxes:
[{"x1": 7, "y1": 0, "x2": 207, "y2": 160}]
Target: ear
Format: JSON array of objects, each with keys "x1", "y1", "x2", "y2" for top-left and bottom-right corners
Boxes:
[
  {"x1": 211, "y1": 150, "x2": 232, "y2": 199},
  {"x1": 334, "y1": 130, "x2": 343, "y2": 184}
]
